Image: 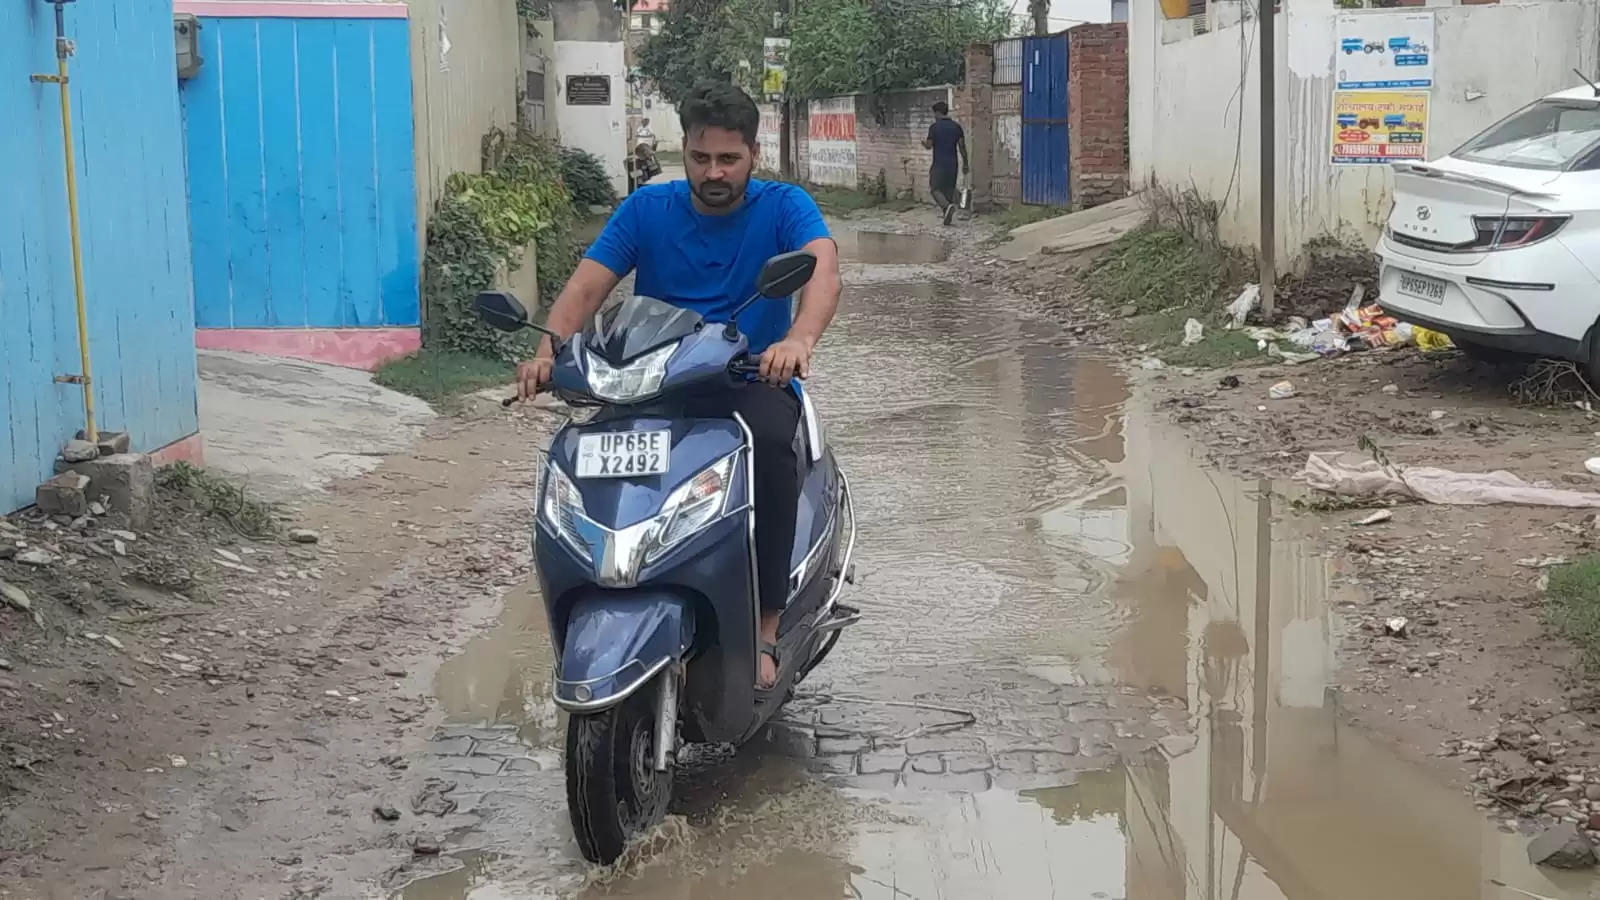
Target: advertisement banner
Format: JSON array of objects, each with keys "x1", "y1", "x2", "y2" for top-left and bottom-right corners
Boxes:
[
  {"x1": 757, "y1": 103, "x2": 782, "y2": 174},
  {"x1": 762, "y1": 38, "x2": 789, "y2": 99},
  {"x1": 1331, "y1": 91, "x2": 1429, "y2": 166},
  {"x1": 1335, "y1": 12, "x2": 1435, "y2": 89},
  {"x1": 807, "y1": 96, "x2": 857, "y2": 187}
]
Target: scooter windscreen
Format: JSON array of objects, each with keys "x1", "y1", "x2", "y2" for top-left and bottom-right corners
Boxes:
[{"x1": 587, "y1": 295, "x2": 703, "y2": 363}]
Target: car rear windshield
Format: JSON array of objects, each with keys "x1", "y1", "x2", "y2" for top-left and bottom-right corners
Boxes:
[{"x1": 1455, "y1": 99, "x2": 1600, "y2": 170}]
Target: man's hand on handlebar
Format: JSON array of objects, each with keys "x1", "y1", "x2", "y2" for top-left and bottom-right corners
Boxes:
[
  {"x1": 514, "y1": 356, "x2": 553, "y2": 402},
  {"x1": 758, "y1": 336, "x2": 814, "y2": 386}
]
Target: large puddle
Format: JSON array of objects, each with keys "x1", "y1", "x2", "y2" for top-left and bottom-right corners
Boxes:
[
  {"x1": 836, "y1": 229, "x2": 951, "y2": 264},
  {"x1": 402, "y1": 274, "x2": 1596, "y2": 899}
]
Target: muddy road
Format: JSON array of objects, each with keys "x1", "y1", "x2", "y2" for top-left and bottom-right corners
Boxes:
[
  {"x1": 3, "y1": 220, "x2": 1594, "y2": 899},
  {"x1": 390, "y1": 225, "x2": 1592, "y2": 900}
]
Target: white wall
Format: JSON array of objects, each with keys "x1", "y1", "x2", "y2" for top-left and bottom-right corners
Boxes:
[
  {"x1": 1129, "y1": 0, "x2": 1600, "y2": 263},
  {"x1": 553, "y1": 41, "x2": 628, "y2": 195}
]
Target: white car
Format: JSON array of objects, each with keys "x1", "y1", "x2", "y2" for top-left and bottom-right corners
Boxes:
[{"x1": 1377, "y1": 86, "x2": 1600, "y2": 375}]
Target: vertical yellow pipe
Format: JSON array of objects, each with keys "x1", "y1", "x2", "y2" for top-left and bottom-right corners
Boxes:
[{"x1": 51, "y1": 7, "x2": 97, "y2": 444}]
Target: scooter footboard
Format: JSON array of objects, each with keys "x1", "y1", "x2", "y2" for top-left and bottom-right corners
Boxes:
[{"x1": 554, "y1": 591, "x2": 695, "y2": 712}]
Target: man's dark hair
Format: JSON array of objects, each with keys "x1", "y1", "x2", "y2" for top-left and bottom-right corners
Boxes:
[
  {"x1": 932, "y1": 101, "x2": 950, "y2": 115},
  {"x1": 680, "y1": 80, "x2": 760, "y2": 147}
]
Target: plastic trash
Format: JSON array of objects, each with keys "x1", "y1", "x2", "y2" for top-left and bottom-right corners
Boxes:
[
  {"x1": 1384, "y1": 616, "x2": 1409, "y2": 638},
  {"x1": 1227, "y1": 284, "x2": 1260, "y2": 329},
  {"x1": 1300, "y1": 451, "x2": 1600, "y2": 507},
  {"x1": 1269, "y1": 381, "x2": 1297, "y2": 400},
  {"x1": 1183, "y1": 318, "x2": 1204, "y2": 346},
  {"x1": 1267, "y1": 344, "x2": 1320, "y2": 366},
  {"x1": 1414, "y1": 327, "x2": 1455, "y2": 352},
  {"x1": 1356, "y1": 509, "x2": 1393, "y2": 526},
  {"x1": 1586, "y1": 458, "x2": 1600, "y2": 476}
]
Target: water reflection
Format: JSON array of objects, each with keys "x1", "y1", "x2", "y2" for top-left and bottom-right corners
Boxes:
[
  {"x1": 433, "y1": 585, "x2": 561, "y2": 747},
  {"x1": 835, "y1": 230, "x2": 951, "y2": 264},
  {"x1": 1111, "y1": 394, "x2": 1594, "y2": 900}
]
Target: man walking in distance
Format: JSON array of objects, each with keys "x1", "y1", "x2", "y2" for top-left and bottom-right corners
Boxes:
[{"x1": 922, "y1": 100, "x2": 969, "y2": 226}]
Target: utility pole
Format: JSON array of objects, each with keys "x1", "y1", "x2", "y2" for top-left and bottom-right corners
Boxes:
[
  {"x1": 778, "y1": 3, "x2": 794, "y2": 179},
  {"x1": 1258, "y1": 0, "x2": 1276, "y2": 321}
]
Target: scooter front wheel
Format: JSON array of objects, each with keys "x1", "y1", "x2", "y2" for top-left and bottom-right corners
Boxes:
[{"x1": 565, "y1": 689, "x2": 671, "y2": 863}]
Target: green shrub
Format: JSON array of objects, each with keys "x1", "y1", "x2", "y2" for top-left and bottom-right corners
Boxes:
[
  {"x1": 423, "y1": 130, "x2": 581, "y2": 362},
  {"x1": 560, "y1": 146, "x2": 618, "y2": 209}
]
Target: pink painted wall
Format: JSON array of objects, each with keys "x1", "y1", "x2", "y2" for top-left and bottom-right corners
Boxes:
[{"x1": 196, "y1": 327, "x2": 421, "y2": 371}]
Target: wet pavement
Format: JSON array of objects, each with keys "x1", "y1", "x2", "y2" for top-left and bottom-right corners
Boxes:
[{"x1": 393, "y1": 226, "x2": 1598, "y2": 899}]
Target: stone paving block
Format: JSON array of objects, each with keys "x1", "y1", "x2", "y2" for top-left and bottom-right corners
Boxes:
[
  {"x1": 942, "y1": 752, "x2": 992, "y2": 774},
  {"x1": 906, "y1": 733, "x2": 985, "y2": 755},
  {"x1": 428, "y1": 736, "x2": 476, "y2": 757},
  {"x1": 994, "y1": 750, "x2": 1036, "y2": 774},
  {"x1": 808, "y1": 754, "x2": 857, "y2": 776},
  {"x1": 909, "y1": 754, "x2": 945, "y2": 775},
  {"x1": 1033, "y1": 751, "x2": 1080, "y2": 774},
  {"x1": 441, "y1": 756, "x2": 504, "y2": 777},
  {"x1": 470, "y1": 740, "x2": 532, "y2": 759},
  {"x1": 832, "y1": 772, "x2": 901, "y2": 791},
  {"x1": 858, "y1": 749, "x2": 908, "y2": 776},
  {"x1": 499, "y1": 757, "x2": 543, "y2": 775},
  {"x1": 763, "y1": 721, "x2": 818, "y2": 759},
  {"x1": 906, "y1": 770, "x2": 990, "y2": 792},
  {"x1": 817, "y1": 735, "x2": 871, "y2": 756}
]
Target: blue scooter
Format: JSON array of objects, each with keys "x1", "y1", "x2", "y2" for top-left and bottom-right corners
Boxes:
[{"x1": 475, "y1": 250, "x2": 860, "y2": 864}]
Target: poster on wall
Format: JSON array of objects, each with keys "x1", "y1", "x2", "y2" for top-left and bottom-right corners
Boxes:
[
  {"x1": 762, "y1": 38, "x2": 789, "y2": 99},
  {"x1": 807, "y1": 96, "x2": 857, "y2": 187},
  {"x1": 1335, "y1": 12, "x2": 1435, "y2": 90},
  {"x1": 757, "y1": 104, "x2": 782, "y2": 173},
  {"x1": 1330, "y1": 91, "x2": 1429, "y2": 166}
]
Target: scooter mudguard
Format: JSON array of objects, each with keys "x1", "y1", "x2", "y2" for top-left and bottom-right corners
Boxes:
[{"x1": 554, "y1": 591, "x2": 695, "y2": 712}]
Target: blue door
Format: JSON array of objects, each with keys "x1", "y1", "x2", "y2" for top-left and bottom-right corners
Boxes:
[
  {"x1": 1022, "y1": 34, "x2": 1070, "y2": 207},
  {"x1": 180, "y1": 12, "x2": 419, "y2": 331}
]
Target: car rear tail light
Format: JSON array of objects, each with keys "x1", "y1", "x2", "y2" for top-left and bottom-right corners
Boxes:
[{"x1": 1466, "y1": 214, "x2": 1570, "y2": 250}]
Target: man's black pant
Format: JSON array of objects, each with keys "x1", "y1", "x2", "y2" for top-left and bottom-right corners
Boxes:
[
  {"x1": 689, "y1": 384, "x2": 801, "y2": 614},
  {"x1": 929, "y1": 166, "x2": 958, "y2": 209}
]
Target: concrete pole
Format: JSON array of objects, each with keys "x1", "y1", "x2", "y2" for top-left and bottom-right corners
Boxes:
[{"x1": 1258, "y1": 0, "x2": 1277, "y2": 320}]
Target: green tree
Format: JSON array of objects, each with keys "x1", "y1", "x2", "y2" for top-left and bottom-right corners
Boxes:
[{"x1": 639, "y1": 0, "x2": 1011, "y2": 104}]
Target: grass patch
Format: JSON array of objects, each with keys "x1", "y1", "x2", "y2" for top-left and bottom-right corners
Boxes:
[
  {"x1": 807, "y1": 186, "x2": 916, "y2": 216},
  {"x1": 1122, "y1": 308, "x2": 1262, "y2": 369},
  {"x1": 1548, "y1": 555, "x2": 1600, "y2": 671},
  {"x1": 1081, "y1": 226, "x2": 1245, "y2": 316},
  {"x1": 374, "y1": 349, "x2": 512, "y2": 407},
  {"x1": 157, "y1": 462, "x2": 279, "y2": 538},
  {"x1": 983, "y1": 204, "x2": 1069, "y2": 231}
]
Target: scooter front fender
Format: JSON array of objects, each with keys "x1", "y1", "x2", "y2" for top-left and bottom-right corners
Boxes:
[{"x1": 554, "y1": 591, "x2": 695, "y2": 712}]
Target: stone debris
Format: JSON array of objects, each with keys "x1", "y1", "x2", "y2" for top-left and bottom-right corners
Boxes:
[
  {"x1": 60, "y1": 440, "x2": 100, "y2": 464},
  {"x1": 1528, "y1": 823, "x2": 1597, "y2": 869},
  {"x1": 288, "y1": 529, "x2": 321, "y2": 545}
]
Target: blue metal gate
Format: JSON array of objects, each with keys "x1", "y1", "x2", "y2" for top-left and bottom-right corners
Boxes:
[{"x1": 1022, "y1": 34, "x2": 1070, "y2": 207}]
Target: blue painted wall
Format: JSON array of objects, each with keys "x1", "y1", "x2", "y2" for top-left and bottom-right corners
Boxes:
[
  {"x1": 181, "y1": 16, "x2": 420, "y2": 330},
  {"x1": 1, "y1": 0, "x2": 200, "y2": 514}
]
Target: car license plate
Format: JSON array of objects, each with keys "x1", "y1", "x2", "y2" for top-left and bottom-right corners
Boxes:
[
  {"x1": 576, "y1": 430, "x2": 670, "y2": 479},
  {"x1": 1397, "y1": 271, "x2": 1446, "y2": 304}
]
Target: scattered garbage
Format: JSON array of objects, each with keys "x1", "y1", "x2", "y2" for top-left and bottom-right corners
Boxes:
[
  {"x1": 1182, "y1": 318, "x2": 1204, "y2": 346},
  {"x1": 1415, "y1": 327, "x2": 1455, "y2": 353},
  {"x1": 1356, "y1": 509, "x2": 1393, "y2": 526},
  {"x1": 1384, "y1": 616, "x2": 1409, "y2": 638},
  {"x1": 1381, "y1": 383, "x2": 1400, "y2": 395},
  {"x1": 1302, "y1": 452, "x2": 1600, "y2": 508},
  {"x1": 1227, "y1": 284, "x2": 1260, "y2": 329},
  {"x1": 1269, "y1": 381, "x2": 1297, "y2": 400},
  {"x1": 1586, "y1": 457, "x2": 1600, "y2": 476},
  {"x1": 1266, "y1": 344, "x2": 1320, "y2": 366}
]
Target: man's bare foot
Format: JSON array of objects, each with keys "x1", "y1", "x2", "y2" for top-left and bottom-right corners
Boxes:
[{"x1": 758, "y1": 612, "x2": 780, "y2": 689}]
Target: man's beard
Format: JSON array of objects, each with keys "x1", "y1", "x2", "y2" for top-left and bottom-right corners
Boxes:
[{"x1": 691, "y1": 177, "x2": 746, "y2": 209}]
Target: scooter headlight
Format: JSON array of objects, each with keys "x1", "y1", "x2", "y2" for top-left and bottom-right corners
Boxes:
[
  {"x1": 586, "y1": 343, "x2": 676, "y2": 403},
  {"x1": 540, "y1": 463, "x2": 592, "y2": 563},
  {"x1": 644, "y1": 453, "x2": 737, "y2": 564}
]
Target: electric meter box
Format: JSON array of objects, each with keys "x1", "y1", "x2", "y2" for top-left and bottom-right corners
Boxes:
[{"x1": 175, "y1": 13, "x2": 202, "y2": 80}]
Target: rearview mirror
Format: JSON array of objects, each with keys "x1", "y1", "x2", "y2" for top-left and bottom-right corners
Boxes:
[
  {"x1": 476, "y1": 291, "x2": 530, "y2": 333},
  {"x1": 756, "y1": 251, "x2": 817, "y2": 299}
]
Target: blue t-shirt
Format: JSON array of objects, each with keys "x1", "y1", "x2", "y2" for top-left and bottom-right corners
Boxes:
[{"x1": 584, "y1": 179, "x2": 832, "y2": 354}]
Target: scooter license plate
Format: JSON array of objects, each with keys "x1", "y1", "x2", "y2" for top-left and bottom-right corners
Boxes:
[{"x1": 575, "y1": 430, "x2": 671, "y2": 479}]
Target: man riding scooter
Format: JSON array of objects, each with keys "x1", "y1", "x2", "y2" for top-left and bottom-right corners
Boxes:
[{"x1": 517, "y1": 80, "x2": 842, "y2": 690}]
